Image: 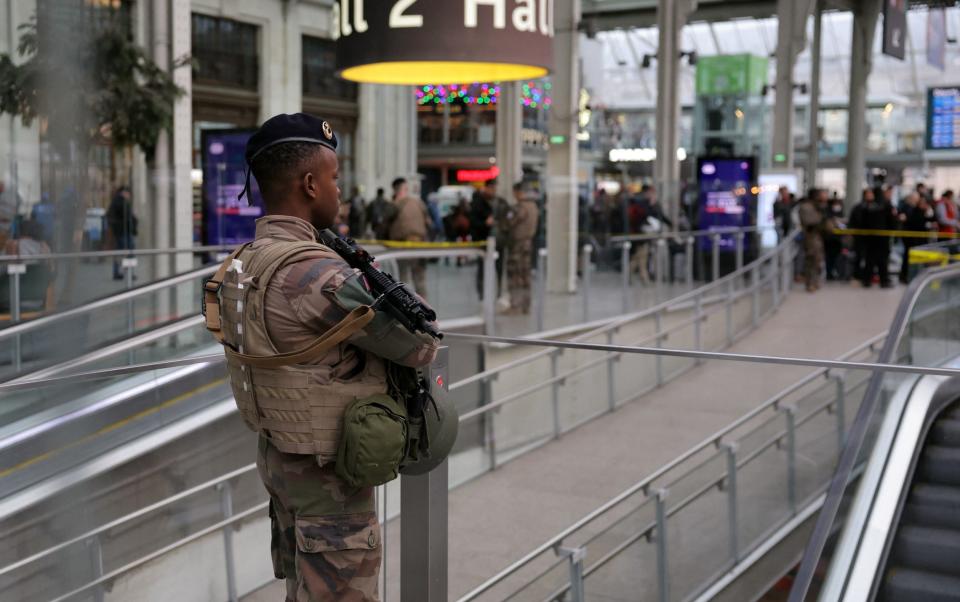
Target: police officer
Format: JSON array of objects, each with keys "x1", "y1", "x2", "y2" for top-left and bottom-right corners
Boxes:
[{"x1": 206, "y1": 114, "x2": 438, "y2": 601}]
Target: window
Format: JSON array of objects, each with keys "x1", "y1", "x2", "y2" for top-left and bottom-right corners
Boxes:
[
  {"x1": 191, "y1": 14, "x2": 259, "y2": 90},
  {"x1": 302, "y1": 36, "x2": 357, "y2": 100}
]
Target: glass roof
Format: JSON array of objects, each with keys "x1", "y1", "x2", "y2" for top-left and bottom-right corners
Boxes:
[{"x1": 584, "y1": 6, "x2": 960, "y2": 110}]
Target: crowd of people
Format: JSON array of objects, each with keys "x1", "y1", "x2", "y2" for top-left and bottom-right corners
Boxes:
[
  {"x1": 333, "y1": 178, "x2": 541, "y2": 314},
  {"x1": 781, "y1": 182, "x2": 954, "y2": 293}
]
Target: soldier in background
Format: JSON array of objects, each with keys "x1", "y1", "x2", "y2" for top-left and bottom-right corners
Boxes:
[
  {"x1": 388, "y1": 176, "x2": 432, "y2": 294},
  {"x1": 797, "y1": 188, "x2": 826, "y2": 292},
  {"x1": 504, "y1": 182, "x2": 540, "y2": 314},
  {"x1": 212, "y1": 113, "x2": 438, "y2": 601}
]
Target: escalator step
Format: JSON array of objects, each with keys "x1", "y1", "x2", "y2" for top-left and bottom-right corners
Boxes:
[
  {"x1": 882, "y1": 567, "x2": 960, "y2": 602},
  {"x1": 931, "y1": 419, "x2": 960, "y2": 447},
  {"x1": 917, "y1": 446, "x2": 960, "y2": 487},
  {"x1": 890, "y1": 526, "x2": 960, "y2": 575},
  {"x1": 902, "y1": 484, "x2": 960, "y2": 530}
]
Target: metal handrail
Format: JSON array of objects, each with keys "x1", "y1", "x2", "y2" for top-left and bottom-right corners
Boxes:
[
  {"x1": 608, "y1": 224, "x2": 774, "y2": 244},
  {"x1": 455, "y1": 334, "x2": 886, "y2": 602},
  {"x1": 0, "y1": 244, "x2": 237, "y2": 263},
  {"x1": 452, "y1": 231, "x2": 790, "y2": 392},
  {"x1": 789, "y1": 262, "x2": 960, "y2": 601},
  {"x1": 0, "y1": 263, "x2": 218, "y2": 342}
]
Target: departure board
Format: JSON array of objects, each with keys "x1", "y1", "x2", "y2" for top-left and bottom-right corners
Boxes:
[{"x1": 927, "y1": 87, "x2": 960, "y2": 150}]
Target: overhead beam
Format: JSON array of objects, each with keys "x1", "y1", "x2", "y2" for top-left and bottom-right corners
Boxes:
[{"x1": 583, "y1": 0, "x2": 776, "y2": 30}]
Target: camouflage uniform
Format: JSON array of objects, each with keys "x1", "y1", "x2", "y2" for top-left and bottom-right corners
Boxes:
[
  {"x1": 247, "y1": 216, "x2": 438, "y2": 601},
  {"x1": 505, "y1": 196, "x2": 540, "y2": 313},
  {"x1": 798, "y1": 200, "x2": 826, "y2": 291}
]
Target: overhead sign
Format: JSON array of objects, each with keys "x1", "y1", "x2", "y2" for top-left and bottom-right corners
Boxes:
[
  {"x1": 695, "y1": 54, "x2": 768, "y2": 96},
  {"x1": 927, "y1": 87, "x2": 960, "y2": 151},
  {"x1": 882, "y1": 0, "x2": 907, "y2": 60},
  {"x1": 335, "y1": 0, "x2": 554, "y2": 85},
  {"x1": 927, "y1": 8, "x2": 946, "y2": 71},
  {"x1": 457, "y1": 166, "x2": 500, "y2": 182},
  {"x1": 608, "y1": 148, "x2": 688, "y2": 163}
]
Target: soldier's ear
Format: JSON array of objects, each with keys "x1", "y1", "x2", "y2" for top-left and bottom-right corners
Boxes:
[{"x1": 303, "y1": 171, "x2": 318, "y2": 200}]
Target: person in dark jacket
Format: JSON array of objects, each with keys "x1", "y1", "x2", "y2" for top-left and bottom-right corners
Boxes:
[
  {"x1": 898, "y1": 193, "x2": 936, "y2": 284},
  {"x1": 471, "y1": 179, "x2": 500, "y2": 295},
  {"x1": 107, "y1": 186, "x2": 137, "y2": 280},
  {"x1": 854, "y1": 185, "x2": 898, "y2": 287}
]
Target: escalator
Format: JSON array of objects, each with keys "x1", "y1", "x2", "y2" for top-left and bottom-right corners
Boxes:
[{"x1": 879, "y1": 399, "x2": 960, "y2": 602}]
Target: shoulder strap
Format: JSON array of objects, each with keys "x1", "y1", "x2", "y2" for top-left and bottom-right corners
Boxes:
[
  {"x1": 225, "y1": 305, "x2": 375, "y2": 367},
  {"x1": 203, "y1": 244, "x2": 250, "y2": 344}
]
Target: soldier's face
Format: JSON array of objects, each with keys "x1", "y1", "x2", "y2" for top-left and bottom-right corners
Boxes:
[{"x1": 305, "y1": 148, "x2": 341, "y2": 229}]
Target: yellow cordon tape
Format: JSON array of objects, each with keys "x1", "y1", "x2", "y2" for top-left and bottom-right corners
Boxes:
[
  {"x1": 353, "y1": 239, "x2": 487, "y2": 249},
  {"x1": 832, "y1": 228, "x2": 957, "y2": 239},
  {"x1": 907, "y1": 249, "x2": 960, "y2": 265}
]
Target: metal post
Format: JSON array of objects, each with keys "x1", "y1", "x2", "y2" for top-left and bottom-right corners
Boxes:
[
  {"x1": 723, "y1": 443, "x2": 739, "y2": 564},
  {"x1": 711, "y1": 233, "x2": 721, "y2": 282},
  {"x1": 656, "y1": 238, "x2": 667, "y2": 298},
  {"x1": 551, "y1": 351, "x2": 562, "y2": 437},
  {"x1": 685, "y1": 236, "x2": 694, "y2": 286},
  {"x1": 401, "y1": 347, "x2": 449, "y2": 602},
  {"x1": 8, "y1": 263, "x2": 24, "y2": 373},
  {"x1": 86, "y1": 536, "x2": 105, "y2": 602},
  {"x1": 694, "y1": 292, "x2": 703, "y2": 364},
  {"x1": 772, "y1": 251, "x2": 781, "y2": 309},
  {"x1": 785, "y1": 405, "x2": 797, "y2": 515},
  {"x1": 581, "y1": 244, "x2": 593, "y2": 323},
  {"x1": 725, "y1": 279, "x2": 734, "y2": 346},
  {"x1": 483, "y1": 238, "x2": 497, "y2": 336},
  {"x1": 621, "y1": 242, "x2": 632, "y2": 313},
  {"x1": 655, "y1": 489, "x2": 670, "y2": 602},
  {"x1": 735, "y1": 231, "x2": 744, "y2": 278},
  {"x1": 483, "y1": 378, "x2": 497, "y2": 470},
  {"x1": 559, "y1": 546, "x2": 587, "y2": 602},
  {"x1": 536, "y1": 248, "x2": 547, "y2": 332},
  {"x1": 217, "y1": 481, "x2": 238, "y2": 602},
  {"x1": 752, "y1": 263, "x2": 760, "y2": 328},
  {"x1": 606, "y1": 330, "x2": 617, "y2": 411},
  {"x1": 655, "y1": 311, "x2": 664, "y2": 386},
  {"x1": 781, "y1": 243, "x2": 791, "y2": 297},
  {"x1": 834, "y1": 373, "x2": 846, "y2": 450}
]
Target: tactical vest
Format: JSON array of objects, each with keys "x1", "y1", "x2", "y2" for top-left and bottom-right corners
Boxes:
[{"x1": 203, "y1": 240, "x2": 387, "y2": 460}]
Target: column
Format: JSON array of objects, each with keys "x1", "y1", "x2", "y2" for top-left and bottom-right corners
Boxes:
[
  {"x1": 844, "y1": 0, "x2": 881, "y2": 213},
  {"x1": 771, "y1": 0, "x2": 815, "y2": 170},
  {"x1": 0, "y1": 0, "x2": 41, "y2": 217},
  {"x1": 355, "y1": 84, "x2": 417, "y2": 198},
  {"x1": 806, "y1": 0, "x2": 823, "y2": 190},
  {"x1": 495, "y1": 82, "x2": 523, "y2": 200},
  {"x1": 171, "y1": 0, "x2": 194, "y2": 273},
  {"x1": 150, "y1": 0, "x2": 172, "y2": 276},
  {"x1": 546, "y1": 0, "x2": 580, "y2": 293},
  {"x1": 654, "y1": 0, "x2": 696, "y2": 227}
]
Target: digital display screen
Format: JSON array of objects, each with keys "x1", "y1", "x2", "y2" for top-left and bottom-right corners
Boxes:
[
  {"x1": 927, "y1": 87, "x2": 960, "y2": 150},
  {"x1": 696, "y1": 157, "x2": 756, "y2": 251},
  {"x1": 201, "y1": 129, "x2": 265, "y2": 246}
]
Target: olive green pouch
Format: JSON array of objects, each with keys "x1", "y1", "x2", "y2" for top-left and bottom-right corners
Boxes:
[{"x1": 336, "y1": 393, "x2": 408, "y2": 488}]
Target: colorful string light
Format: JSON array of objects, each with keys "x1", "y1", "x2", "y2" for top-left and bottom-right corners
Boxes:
[{"x1": 414, "y1": 81, "x2": 553, "y2": 108}]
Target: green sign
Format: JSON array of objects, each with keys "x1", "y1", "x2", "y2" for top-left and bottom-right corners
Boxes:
[
  {"x1": 696, "y1": 54, "x2": 769, "y2": 96},
  {"x1": 549, "y1": 135, "x2": 567, "y2": 144}
]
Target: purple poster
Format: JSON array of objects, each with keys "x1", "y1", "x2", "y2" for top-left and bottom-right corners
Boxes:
[
  {"x1": 927, "y1": 8, "x2": 946, "y2": 71},
  {"x1": 201, "y1": 129, "x2": 265, "y2": 246},
  {"x1": 696, "y1": 157, "x2": 756, "y2": 251}
]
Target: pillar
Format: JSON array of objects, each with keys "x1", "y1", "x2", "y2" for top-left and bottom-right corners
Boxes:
[
  {"x1": 845, "y1": 0, "x2": 881, "y2": 212},
  {"x1": 495, "y1": 82, "x2": 523, "y2": 201},
  {"x1": 806, "y1": 0, "x2": 823, "y2": 190},
  {"x1": 771, "y1": 0, "x2": 815, "y2": 170},
  {"x1": 546, "y1": 0, "x2": 580, "y2": 293},
  {"x1": 355, "y1": 84, "x2": 417, "y2": 199},
  {"x1": 150, "y1": 0, "x2": 172, "y2": 277},
  {"x1": 654, "y1": 0, "x2": 696, "y2": 227},
  {"x1": 0, "y1": 0, "x2": 41, "y2": 219},
  {"x1": 171, "y1": 0, "x2": 194, "y2": 272}
]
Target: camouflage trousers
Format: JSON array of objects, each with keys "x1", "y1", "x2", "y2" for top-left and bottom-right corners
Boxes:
[
  {"x1": 257, "y1": 437, "x2": 381, "y2": 602},
  {"x1": 507, "y1": 240, "x2": 533, "y2": 312},
  {"x1": 803, "y1": 231, "x2": 824, "y2": 288}
]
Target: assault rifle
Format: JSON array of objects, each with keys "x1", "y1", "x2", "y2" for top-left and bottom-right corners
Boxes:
[{"x1": 318, "y1": 230, "x2": 443, "y2": 340}]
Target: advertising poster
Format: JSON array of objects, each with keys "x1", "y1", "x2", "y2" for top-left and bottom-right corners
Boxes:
[
  {"x1": 758, "y1": 172, "x2": 799, "y2": 249},
  {"x1": 697, "y1": 157, "x2": 757, "y2": 251},
  {"x1": 201, "y1": 129, "x2": 265, "y2": 246},
  {"x1": 927, "y1": 8, "x2": 947, "y2": 70},
  {"x1": 882, "y1": 0, "x2": 907, "y2": 60}
]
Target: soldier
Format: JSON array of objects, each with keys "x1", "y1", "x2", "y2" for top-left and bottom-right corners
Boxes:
[
  {"x1": 206, "y1": 113, "x2": 438, "y2": 601},
  {"x1": 504, "y1": 182, "x2": 540, "y2": 314},
  {"x1": 387, "y1": 176, "x2": 432, "y2": 294},
  {"x1": 797, "y1": 188, "x2": 827, "y2": 292}
]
